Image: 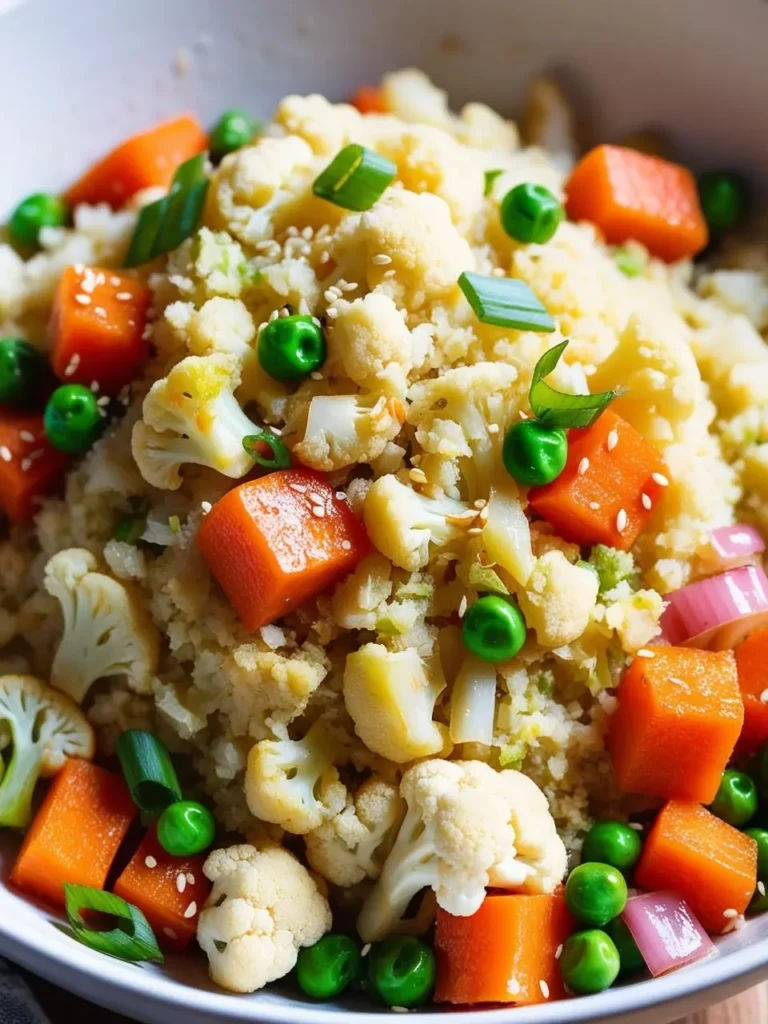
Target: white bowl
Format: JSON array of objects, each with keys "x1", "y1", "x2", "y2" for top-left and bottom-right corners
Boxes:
[{"x1": 2, "y1": 0, "x2": 768, "y2": 1020}]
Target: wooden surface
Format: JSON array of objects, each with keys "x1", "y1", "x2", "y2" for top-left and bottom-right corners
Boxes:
[{"x1": 22, "y1": 972, "x2": 768, "y2": 1022}]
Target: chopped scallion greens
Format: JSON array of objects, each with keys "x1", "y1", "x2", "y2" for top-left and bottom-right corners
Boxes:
[
  {"x1": 242, "y1": 431, "x2": 291, "y2": 470},
  {"x1": 171, "y1": 152, "x2": 208, "y2": 192},
  {"x1": 615, "y1": 246, "x2": 646, "y2": 278},
  {"x1": 63, "y1": 884, "x2": 164, "y2": 964},
  {"x1": 529, "y1": 340, "x2": 623, "y2": 428},
  {"x1": 458, "y1": 271, "x2": 555, "y2": 332},
  {"x1": 114, "y1": 511, "x2": 147, "y2": 545},
  {"x1": 313, "y1": 144, "x2": 396, "y2": 211},
  {"x1": 116, "y1": 729, "x2": 182, "y2": 815},
  {"x1": 484, "y1": 169, "x2": 504, "y2": 196},
  {"x1": 468, "y1": 561, "x2": 509, "y2": 595}
]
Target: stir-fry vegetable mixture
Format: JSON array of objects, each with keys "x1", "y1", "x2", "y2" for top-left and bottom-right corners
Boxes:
[{"x1": 2, "y1": 68, "x2": 768, "y2": 1010}]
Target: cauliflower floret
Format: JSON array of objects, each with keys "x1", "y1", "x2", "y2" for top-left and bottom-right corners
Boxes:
[
  {"x1": 482, "y1": 478, "x2": 534, "y2": 586},
  {"x1": 0, "y1": 675, "x2": 93, "y2": 828},
  {"x1": 330, "y1": 293, "x2": 413, "y2": 397},
  {"x1": 588, "y1": 545, "x2": 639, "y2": 595},
  {"x1": 381, "y1": 69, "x2": 453, "y2": 130},
  {"x1": 169, "y1": 296, "x2": 256, "y2": 359},
  {"x1": 293, "y1": 394, "x2": 405, "y2": 471},
  {"x1": 197, "y1": 844, "x2": 331, "y2": 994},
  {"x1": 244, "y1": 721, "x2": 347, "y2": 834},
  {"x1": 132, "y1": 354, "x2": 262, "y2": 490},
  {"x1": 449, "y1": 655, "x2": 498, "y2": 746},
  {"x1": 274, "y1": 93, "x2": 363, "y2": 156},
  {"x1": 337, "y1": 190, "x2": 473, "y2": 310},
  {"x1": 363, "y1": 475, "x2": 471, "y2": 571},
  {"x1": 343, "y1": 643, "x2": 449, "y2": 764},
  {"x1": 357, "y1": 759, "x2": 567, "y2": 941},
  {"x1": 516, "y1": 551, "x2": 599, "y2": 648},
  {"x1": 407, "y1": 362, "x2": 520, "y2": 500},
  {"x1": 305, "y1": 778, "x2": 405, "y2": 887},
  {"x1": 44, "y1": 549, "x2": 159, "y2": 704},
  {"x1": 331, "y1": 553, "x2": 394, "y2": 629}
]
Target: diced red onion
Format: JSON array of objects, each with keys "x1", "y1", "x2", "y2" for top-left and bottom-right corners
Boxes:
[
  {"x1": 658, "y1": 564, "x2": 768, "y2": 649},
  {"x1": 622, "y1": 892, "x2": 715, "y2": 977},
  {"x1": 699, "y1": 524, "x2": 766, "y2": 574}
]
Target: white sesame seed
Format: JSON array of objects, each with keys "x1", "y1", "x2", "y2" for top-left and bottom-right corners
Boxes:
[
  {"x1": 302, "y1": 226, "x2": 314, "y2": 241},
  {"x1": 97, "y1": 396, "x2": 110, "y2": 407},
  {"x1": 29, "y1": 448, "x2": 44, "y2": 462},
  {"x1": 95, "y1": 272, "x2": 106, "y2": 286},
  {"x1": 372, "y1": 253, "x2": 392, "y2": 265},
  {"x1": 669, "y1": 676, "x2": 686, "y2": 686},
  {"x1": 361, "y1": 943, "x2": 372, "y2": 957},
  {"x1": 326, "y1": 307, "x2": 339, "y2": 319},
  {"x1": 94, "y1": 306, "x2": 107, "y2": 319},
  {"x1": 554, "y1": 944, "x2": 563, "y2": 960},
  {"x1": 324, "y1": 287, "x2": 341, "y2": 302},
  {"x1": 19, "y1": 430, "x2": 35, "y2": 443},
  {"x1": 636, "y1": 649, "x2": 655, "y2": 659},
  {"x1": 186, "y1": 872, "x2": 195, "y2": 885},
  {"x1": 723, "y1": 908, "x2": 738, "y2": 919},
  {"x1": 75, "y1": 294, "x2": 91, "y2": 305},
  {"x1": 278, "y1": 307, "x2": 290, "y2": 318},
  {"x1": 519, "y1": 410, "x2": 529, "y2": 420},
  {"x1": 0, "y1": 446, "x2": 11, "y2": 462},
  {"x1": 409, "y1": 468, "x2": 428, "y2": 485},
  {"x1": 163, "y1": 927, "x2": 178, "y2": 940},
  {"x1": 458, "y1": 595, "x2": 468, "y2": 619},
  {"x1": 606, "y1": 429, "x2": 619, "y2": 451},
  {"x1": 286, "y1": 226, "x2": 299, "y2": 238},
  {"x1": 589, "y1": 501, "x2": 600, "y2": 510},
  {"x1": 74, "y1": 263, "x2": 85, "y2": 275},
  {"x1": 539, "y1": 980, "x2": 550, "y2": 999},
  {"x1": 759, "y1": 882, "x2": 766, "y2": 897},
  {"x1": 341, "y1": 281, "x2": 357, "y2": 292},
  {"x1": 506, "y1": 979, "x2": 521, "y2": 996},
  {"x1": 383, "y1": 268, "x2": 397, "y2": 278},
  {"x1": 616, "y1": 508, "x2": 628, "y2": 532},
  {"x1": 760, "y1": 689, "x2": 768, "y2": 704},
  {"x1": 652, "y1": 472, "x2": 669, "y2": 487},
  {"x1": 341, "y1": 540, "x2": 352, "y2": 551},
  {"x1": 116, "y1": 291, "x2": 133, "y2": 301},
  {"x1": 641, "y1": 492, "x2": 652, "y2": 510},
  {"x1": 268, "y1": 309, "x2": 279, "y2": 323},
  {"x1": 176, "y1": 873, "x2": 187, "y2": 893},
  {"x1": 184, "y1": 901, "x2": 197, "y2": 919},
  {"x1": 629, "y1": 822, "x2": 644, "y2": 831},
  {"x1": 320, "y1": 250, "x2": 330, "y2": 263},
  {"x1": 144, "y1": 855, "x2": 158, "y2": 869},
  {"x1": 312, "y1": 505, "x2": 325, "y2": 517},
  {"x1": 391, "y1": 1009, "x2": 409, "y2": 1015},
  {"x1": 578, "y1": 457, "x2": 590, "y2": 475},
  {"x1": 110, "y1": 276, "x2": 121, "y2": 286},
  {"x1": 20, "y1": 458, "x2": 32, "y2": 472},
  {"x1": 201, "y1": 501, "x2": 212, "y2": 514},
  {"x1": 310, "y1": 371, "x2": 323, "y2": 380},
  {"x1": 90, "y1": 380, "x2": 100, "y2": 392}
]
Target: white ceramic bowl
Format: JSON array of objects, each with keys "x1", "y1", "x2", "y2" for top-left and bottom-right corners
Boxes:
[{"x1": 2, "y1": 0, "x2": 768, "y2": 1020}]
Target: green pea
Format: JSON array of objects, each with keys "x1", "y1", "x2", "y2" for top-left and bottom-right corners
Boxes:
[
  {"x1": 565, "y1": 862, "x2": 628, "y2": 927},
  {"x1": 258, "y1": 314, "x2": 326, "y2": 381},
  {"x1": 43, "y1": 384, "x2": 104, "y2": 454},
  {"x1": 602, "y1": 917, "x2": 645, "y2": 976},
  {"x1": 296, "y1": 934, "x2": 362, "y2": 1000},
  {"x1": 744, "y1": 827, "x2": 768, "y2": 914},
  {"x1": 500, "y1": 183, "x2": 563, "y2": 245},
  {"x1": 581, "y1": 821, "x2": 643, "y2": 874},
  {"x1": 560, "y1": 929, "x2": 620, "y2": 995},
  {"x1": 698, "y1": 171, "x2": 749, "y2": 234},
  {"x1": 9, "y1": 193, "x2": 69, "y2": 247},
  {"x1": 0, "y1": 338, "x2": 44, "y2": 405},
  {"x1": 114, "y1": 512, "x2": 147, "y2": 545},
  {"x1": 367, "y1": 937, "x2": 435, "y2": 1009},
  {"x1": 709, "y1": 769, "x2": 758, "y2": 827},
  {"x1": 210, "y1": 109, "x2": 260, "y2": 160},
  {"x1": 502, "y1": 419, "x2": 567, "y2": 487},
  {"x1": 461, "y1": 594, "x2": 527, "y2": 663},
  {"x1": 157, "y1": 800, "x2": 216, "y2": 857}
]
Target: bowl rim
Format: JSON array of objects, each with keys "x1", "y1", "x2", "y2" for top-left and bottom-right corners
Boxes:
[{"x1": 1, "y1": 898, "x2": 767, "y2": 1023}]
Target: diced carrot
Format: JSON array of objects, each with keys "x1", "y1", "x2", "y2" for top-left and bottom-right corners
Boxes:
[
  {"x1": 635, "y1": 800, "x2": 757, "y2": 933},
  {"x1": 113, "y1": 830, "x2": 210, "y2": 951},
  {"x1": 0, "y1": 410, "x2": 70, "y2": 522},
  {"x1": 434, "y1": 893, "x2": 574, "y2": 1005},
  {"x1": 734, "y1": 627, "x2": 768, "y2": 753},
  {"x1": 351, "y1": 85, "x2": 387, "y2": 114},
  {"x1": 196, "y1": 469, "x2": 371, "y2": 630},
  {"x1": 565, "y1": 144, "x2": 708, "y2": 263},
  {"x1": 49, "y1": 266, "x2": 151, "y2": 394},
  {"x1": 65, "y1": 115, "x2": 208, "y2": 210},
  {"x1": 607, "y1": 646, "x2": 743, "y2": 803},
  {"x1": 10, "y1": 760, "x2": 136, "y2": 909},
  {"x1": 527, "y1": 409, "x2": 668, "y2": 551}
]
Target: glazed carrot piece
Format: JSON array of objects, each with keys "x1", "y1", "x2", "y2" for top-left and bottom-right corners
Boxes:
[
  {"x1": 528, "y1": 409, "x2": 668, "y2": 551},
  {"x1": 197, "y1": 469, "x2": 370, "y2": 630},
  {"x1": 49, "y1": 265, "x2": 151, "y2": 394},
  {"x1": 351, "y1": 85, "x2": 388, "y2": 114},
  {"x1": 635, "y1": 800, "x2": 757, "y2": 933},
  {"x1": 113, "y1": 830, "x2": 210, "y2": 951},
  {"x1": 66, "y1": 114, "x2": 208, "y2": 209},
  {"x1": 565, "y1": 144, "x2": 708, "y2": 262},
  {"x1": 0, "y1": 410, "x2": 70, "y2": 522},
  {"x1": 10, "y1": 760, "x2": 136, "y2": 909},
  {"x1": 734, "y1": 627, "x2": 768, "y2": 753},
  {"x1": 607, "y1": 647, "x2": 743, "y2": 803},
  {"x1": 434, "y1": 893, "x2": 574, "y2": 1005}
]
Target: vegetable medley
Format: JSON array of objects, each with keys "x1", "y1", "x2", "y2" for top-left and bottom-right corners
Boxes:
[{"x1": 3, "y1": 68, "x2": 768, "y2": 1010}]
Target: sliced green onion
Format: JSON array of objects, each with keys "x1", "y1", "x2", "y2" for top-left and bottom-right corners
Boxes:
[
  {"x1": 615, "y1": 246, "x2": 646, "y2": 278},
  {"x1": 458, "y1": 271, "x2": 555, "y2": 332},
  {"x1": 171, "y1": 152, "x2": 208, "y2": 192},
  {"x1": 124, "y1": 198, "x2": 167, "y2": 268},
  {"x1": 114, "y1": 511, "x2": 147, "y2": 544},
  {"x1": 116, "y1": 729, "x2": 182, "y2": 816},
  {"x1": 529, "y1": 340, "x2": 623, "y2": 429},
  {"x1": 242, "y1": 431, "x2": 291, "y2": 469},
  {"x1": 484, "y1": 169, "x2": 504, "y2": 196},
  {"x1": 153, "y1": 180, "x2": 210, "y2": 257},
  {"x1": 468, "y1": 561, "x2": 509, "y2": 595},
  {"x1": 313, "y1": 144, "x2": 396, "y2": 211},
  {"x1": 124, "y1": 157, "x2": 210, "y2": 268},
  {"x1": 63, "y1": 884, "x2": 163, "y2": 964}
]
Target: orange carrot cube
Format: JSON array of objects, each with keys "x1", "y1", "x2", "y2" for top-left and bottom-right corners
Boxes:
[
  {"x1": 0, "y1": 410, "x2": 70, "y2": 522},
  {"x1": 734, "y1": 627, "x2": 768, "y2": 753}
]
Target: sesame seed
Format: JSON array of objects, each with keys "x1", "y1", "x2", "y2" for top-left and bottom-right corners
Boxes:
[
  {"x1": 616, "y1": 508, "x2": 628, "y2": 532},
  {"x1": 589, "y1": 501, "x2": 600, "y2": 510},
  {"x1": 269, "y1": 425, "x2": 283, "y2": 436},
  {"x1": 279, "y1": 307, "x2": 290, "y2": 318},
  {"x1": 467, "y1": 526, "x2": 483, "y2": 535},
  {"x1": 0, "y1": 446, "x2": 11, "y2": 462},
  {"x1": 641, "y1": 492, "x2": 652, "y2": 510},
  {"x1": 458, "y1": 596, "x2": 468, "y2": 618},
  {"x1": 90, "y1": 381, "x2": 100, "y2": 392},
  {"x1": 341, "y1": 281, "x2": 357, "y2": 292},
  {"x1": 324, "y1": 287, "x2": 341, "y2": 302},
  {"x1": 335, "y1": 491, "x2": 346, "y2": 500},
  {"x1": 723, "y1": 908, "x2": 738, "y2": 919},
  {"x1": 286, "y1": 226, "x2": 299, "y2": 237},
  {"x1": 759, "y1": 882, "x2": 766, "y2": 897},
  {"x1": 320, "y1": 250, "x2": 330, "y2": 263},
  {"x1": 669, "y1": 676, "x2": 686, "y2": 686},
  {"x1": 629, "y1": 822, "x2": 644, "y2": 831},
  {"x1": 116, "y1": 291, "x2": 133, "y2": 301},
  {"x1": 110, "y1": 276, "x2": 122, "y2": 286},
  {"x1": 302, "y1": 226, "x2": 314, "y2": 241},
  {"x1": 760, "y1": 689, "x2": 768, "y2": 704},
  {"x1": 326, "y1": 307, "x2": 339, "y2": 318},
  {"x1": 578, "y1": 457, "x2": 590, "y2": 475},
  {"x1": 606, "y1": 429, "x2": 619, "y2": 451},
  {"x1": 97, "y1": 396, "x2": 110, "y2": 407},
  {"x1": 186, "y1": 872, "x2": 195, "y2": 885},
  {"x1": 487, "y1": 423, "x2": 500, "y2": 434},
  {"x1": 506, "y1": 979, "x2": 521, "y2": 996},
  {"x1": 312, "y1": 505, "x2": 325, "y2": 517},
  {"x1": 74, "y1": 263, "x2": 85, "y2": 274},
  {"x1": 268, "y1": 309, "x2": 279, "y2": 323},
  {"x1": 383, "y1": 268, "x2": 397, "y2": 278},
  {"x1": 652, "y1": 472, "x2": 669, "y2": 487},
  {"x1": 636, "y1": 649, "x2": 655, "y2": 659},
  {"x1": 373, "y1": 253, "x2": 392, "y2": 265},
  {"x1": 361, "y1": 943, "x2": 372, "y2": 957},
  {"x1": 75, "y1": 294, "x2": 91, "y2": 305},
  {"x1": 94, "y1": 306, "x2": 107, "y2": 318},
  {"x1": 310, "y1": 371, "x2": 323, "y2": 381},
  {"x1": 19, "y1": 430, "x2": 35, "y2": 443},
  {"x1": 95, "y1": 272, "x2": 106, "y2": 286},
  {"x1": 20, "y1": 458, "x2": 32, "y2": 472},
  {"x1": 519, "y1": 410, "x2": 529, "y2": 420},
  {"x1": 201, "y1": 501, "x2": 212, "y2": 514},
  {"x1": 391, "y1": 1009, "x2": 409, "y2": 1015},
  {"x1": 311, "y1": 316, "x2": 322, "y2": 328},
  {"x1": 341, "y1": 540, "x2": 352, "y2": 551},
  {"x1": 176, "y1": 873, "x2": 187, "y2": 893},
  {"x1": 474, "y1": 499, "x2": 487, "y2": 509},
  {"x1": 409, "y1": 468, "x2": 428, "y2": 485},
  {"x1": 539, "y1": 980, "x2": 550, "y2": 999},
  {"x1": 144, "y1": 855, "x2": 158, "y2": 869},
  {"x1": 554, "y1": 944, "x2": 563, "y2": 960}
]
